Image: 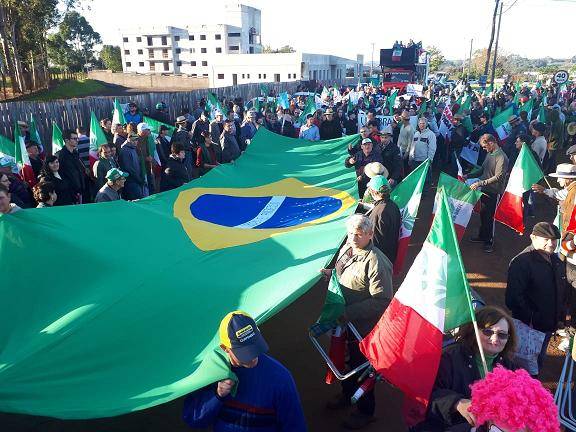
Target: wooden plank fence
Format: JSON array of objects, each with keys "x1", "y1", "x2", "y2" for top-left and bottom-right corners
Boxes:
[{"x1": 0, "y1": 81, "x2": 302, "y2": 154}]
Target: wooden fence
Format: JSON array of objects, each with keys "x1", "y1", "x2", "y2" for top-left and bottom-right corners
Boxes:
[{"x1": 0, "y1": 81, "x2": 302, "y2": 153}]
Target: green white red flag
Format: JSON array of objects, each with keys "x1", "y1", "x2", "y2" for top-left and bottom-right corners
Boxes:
[
  {"x1": 494, "y1": 144, "x2": 543, "y2": 234},
  {"x1": 112, "y1": 98, "x2": 126, "y2": 126},
  {"x1": 390, "y1": 160, "x2": 430, "y2": 275},
  {"x1": 89, "y1": 111, "x2": 108, "y2": 168},
  {"x1": 14, "y1": 121, "x2": 35, "y2": 186},
  {"x1": 432, "y1": 173, "x2": 482, "y2": 240},
  {"x1": 492, "y1": 106, "x2": 515, "y2": 141},
  {"x1": 52, "y1": 122, "x2": 65, "y2": 153},
  {"x1": 360, "y1": 189, "x2": 474, "y2": 426}
]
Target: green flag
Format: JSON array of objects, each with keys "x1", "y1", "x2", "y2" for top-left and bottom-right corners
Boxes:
[
  {"x1": 260, "y1": 83, "x2": 269, "y2": 97},
  {"x1": 29, "y1": 115, "x2": 43, "y2": 150},
  {"x1": 0, "y1": 133, "x2": 15, "y2": 157},
  {"x1": 51, "y1": 122, "x2": 65, "y2": 153},
  {"x1": 418, "y1": 100, "x2": 428, "y2": 116},
  {"x1": 298, "y1": 97, "x2": 316, "y2": 125},
  {"x1": 0, "y1": 128, "x2": 359, "y2": 419},
  {"x1": 89, "y1": 111, "x2": 108, "y2": 165},
  {"x1": 317, "y1": 270, "x2": 346, "y2": 325},
  {"x1": 253, "y1": 97, "x2": 261, "y2": 113},
  {"x1": 520, "y1": 98, "x2": 534, "y2": 121},
  {"x1": 206, "y1": 93, "x2": 228, "y2": 119},
  {"x1": 143, "y1": 116, "x2": 176, "y2": 137},
  {"x1": 387, "y1": 89, "x2": 398, "y2": 113},
  {"x1": 112, "y1": 98, "x2": 126, "y2": 126},
  {"x1": 457, "y1": 94, "x2": 471, "y2": 115}
]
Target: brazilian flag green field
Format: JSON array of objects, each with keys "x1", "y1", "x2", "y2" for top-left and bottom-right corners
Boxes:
[{"x1": 0, "y1": 128, "x2": 358, "y2": 419}]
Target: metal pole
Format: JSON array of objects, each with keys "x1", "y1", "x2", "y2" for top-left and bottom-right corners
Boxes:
[
  {"x1": 467, "y1": 39, "x2": 473, "y2": 82},
  {"x1": 370, "y1": 43, "x2": 374, "y2": 78},
  {"x1": 490, "y1": 2, "x2": 503, "y2": 89}
]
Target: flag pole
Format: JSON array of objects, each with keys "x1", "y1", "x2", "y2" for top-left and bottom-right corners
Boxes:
[{"x1": 440, "y1": 189, "x2": 489, "y2": 374}]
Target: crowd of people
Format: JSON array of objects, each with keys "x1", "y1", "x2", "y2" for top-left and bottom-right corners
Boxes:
[{"x1": 1, "y1": 77, "x2": 575, "y2": 431}]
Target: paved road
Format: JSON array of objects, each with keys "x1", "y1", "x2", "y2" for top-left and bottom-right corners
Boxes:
[{"x1": 0, "y1": 188, "x2": 563, "y2": 431}]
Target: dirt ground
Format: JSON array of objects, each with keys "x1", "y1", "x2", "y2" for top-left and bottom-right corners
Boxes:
[{"x1": 0, "y1": 184, "x2": 564, "y2": 432}]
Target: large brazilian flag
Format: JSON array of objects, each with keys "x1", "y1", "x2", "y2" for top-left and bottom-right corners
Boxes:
[{"x1": 0, "y1": 127, "x2": 359, "y2": 419}]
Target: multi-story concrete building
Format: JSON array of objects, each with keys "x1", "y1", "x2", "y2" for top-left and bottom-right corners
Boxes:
[
  {"x1": 120, "y1": 3, "x2": 262, "y2": 76},
  {"x1": 119, "y1": 3, "x2": 362, "y2": 88}
]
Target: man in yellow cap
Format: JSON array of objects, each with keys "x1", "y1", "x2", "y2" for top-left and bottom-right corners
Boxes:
[{"x1": 183, "y1": 311, "x2": 307, "y2": 431}]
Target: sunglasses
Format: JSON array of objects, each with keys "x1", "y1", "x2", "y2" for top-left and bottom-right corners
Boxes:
[{"x1": 481, "y1": 328, "x2": 509, "y2": 340}]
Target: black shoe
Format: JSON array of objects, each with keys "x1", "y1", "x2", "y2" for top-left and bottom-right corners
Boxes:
[
  {"x1": 325, "y1": 394, "x2": 351, "y2": 410},
  {"x1": 469, "y1": 237, "x2": 485, "y2": 244},
  {"x1": 342, "y1": 412, "x2": 376, "y2": 430},
  {"x1": 483, "y1": 242, "x2": 494, "y2": 253}
]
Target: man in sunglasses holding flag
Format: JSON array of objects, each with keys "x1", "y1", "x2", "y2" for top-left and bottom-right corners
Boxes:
[{"x1": 505, "y1": 221, "x2": 569, "y2": 376}]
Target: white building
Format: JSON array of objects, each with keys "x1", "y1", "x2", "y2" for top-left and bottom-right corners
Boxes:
[
  {"x1": 207, "y1": 52, "x2": 360, "y2": 87},
  {"x1": 120, "y1": 3, "x2": 262, "y2": 76}
]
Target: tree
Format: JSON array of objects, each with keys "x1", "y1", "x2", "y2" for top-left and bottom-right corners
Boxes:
[
  {"x1": 484, "y1": 0, "x2": 500, "y2": 76},
  {"x1": 48, "y1": 10, "x2": 101, "y2": 73},
  {"x1": 99, "y1": 45, "x2": 122, "y2": 72},
  {"x1": 426, "y1": 46, "x2": 445, "y2": 72}
]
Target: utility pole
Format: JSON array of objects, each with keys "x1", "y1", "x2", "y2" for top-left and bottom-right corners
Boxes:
[
  {"x1": 467, "y1": 38, "x2": 473, "y2": 82},
  {"x1": 370, "y1": 42, "x2": 375, "y2": 78},
  {"x1": 490, "y1": 2, "x2": 503, "y2": 89}
]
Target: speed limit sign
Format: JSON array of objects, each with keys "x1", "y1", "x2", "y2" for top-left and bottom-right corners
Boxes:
[{"x1": 554, "y1": 70, "x2": 569, "y2": 84}]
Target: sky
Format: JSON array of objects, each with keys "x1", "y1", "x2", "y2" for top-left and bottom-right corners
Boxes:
[{"x1": 82, "y1": 0, "x2": 575, "y2": 62}]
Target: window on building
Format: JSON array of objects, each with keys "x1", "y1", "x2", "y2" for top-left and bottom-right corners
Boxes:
[
  {"x1": 126, "y1": 62, "x2": 131, "y2": 67},
  {"x1": 191, "y1": 61, "x2": 197, "y2": 66},
  {"x1": 201, "y1": 61, "x2": 208, "y2": 66},
  {"x1": 137, "y1": 49, "x2": 143, "y2": 55},
  {"x1": 148, "y1": 49, "x2": 154, "y2": 58},
  {"x1": 136, "y1": 37, "x2": 141, "y2": 42},
  {"x1": 258, "y1": 74, "x2": 261, "y2": 79},
  {"x1": 201, "y1": 48, "x2": 207, "y2": 54},
  {"x1": 200, "y1": 34, "x2": 206, "y2": 40},
  {"x1": 216, "y1": 47, "x2": 222, "y2": 53},
  {"x1": 228, "y1": 32, "x2": 241, "y2": 37},
  {"x1": 242, "y1": 74, "x2": 245, "y2": 78},
  {"x1": 229, "y1": 45, "x2": 239, "y2": 51},
  {"x1": 263, "y1": 73, "x2": 267, "y2": 79},
  {"x1": 123, "y1": 37, "x2": 128, "y2": 42},
  {"x1": 191, "y1": 73, "x2": 197, "y2": 77},
  {"x1": 162, "y1": 49, "x2": 168, "y2": 59},
  {"x1": 203, "y1": 73, "x2": 208, "y2": 77},
  {"x1": 139, "y1": 62, "x2": 144, "y2": 67},
  {"x1": 189, "y1": 35, "x2": 194, "y2": 40},
  {"x1": 124, "y1": 50, "x2": 130, "y2": 55},
  {"x1": 190, "y1": 48, "x2": 196, "y2": 53},
  {"x1": 147, "y1": 36, "x2": 153, "y2": 46},
  {"x1": 150, "y1": 63, "x2": 156, "y2": 71},
  {"x1": 174, "y1": 36, "x2": 180, "y2": 41},
  {"x1": 176, "y1": 48, "x2": 181, "y2": 54},
  {"x1": 218, "y1": 74, "x2": 225, "y2": 79},
  {"x1": 215, "y1": 34, "x2": 222, "y2": 40},
  {"x1": 249, "y1": 47, "x2": 254, "y2": 54},
  {"x1": 177, "y1": 61, "x2": 182, "y2": 66},
  {"x1": 247, "y1": 74, "x2": 250, "y2": 78},
  {"x1": 163, "y1": 62, "x2": 169, "y2": 71},
  {"x1": 161, "y1": 36, "x2": 167, "y2": 45}
]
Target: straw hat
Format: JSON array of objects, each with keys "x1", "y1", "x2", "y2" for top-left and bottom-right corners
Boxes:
[
  {"x1": 567, "y1": 122, "x2": 576, "y2": 136},
  {"x1": 364, "y1": 162, "x2": 389, "y2": 179}
]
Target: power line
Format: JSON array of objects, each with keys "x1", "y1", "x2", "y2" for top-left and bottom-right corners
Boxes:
[{"x1": 501, "y1": 0, "x2": 520, "y2": 15}]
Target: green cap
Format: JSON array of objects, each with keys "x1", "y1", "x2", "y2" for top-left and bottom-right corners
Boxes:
[
  {"x1": 367, "y1": 175, "x2": 390, "y2": 193},
  {"x1": 106, "y1": 168, "x2": 129, "y2": 181},
  {"x1": 0, "y1": 156, "x2": 14, "y2": 169}
]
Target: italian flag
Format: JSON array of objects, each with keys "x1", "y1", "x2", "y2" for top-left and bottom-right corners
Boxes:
[
  {"x1": 112, "y1": 98, "x2": 126, "y2": 126},
  {"x1": 432, "y1": 173, "x2": 482, "y2": 240},
  {"x1": 494, "y1": 144, "x2": 543, "y2": 234},
  {"x1": 52, "y1": 122, "x2": 65, "y2": 153},
  {"x1": 14, "y1": 121, "x2": 35, "y2": 186},
  {"x1": 360, "y1": 189, "x2": 474, "y2": 426},
  {"x1": 492, "y1": 105, "x2": 514, "y2": 141},
  {"x1": 89, "y1": 111, "x2": 108, "y2": 168},
  {"x1": 29, "y1": 115, "x2": 44, "y2": 154},
  {"x1": 390, "y1": 160, "x2": 430, "y2": 275}
]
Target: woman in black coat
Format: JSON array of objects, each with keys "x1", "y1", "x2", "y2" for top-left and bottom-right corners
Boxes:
[
  {"x1": 38, "y1": 156, "x2": 76, "y2": 206},
  {"x1": 160, "y1": 142, "x2": 191, "y2": 192},
  {"x1": 413, "y1": 306, "x2": 518, "y2": 432}
]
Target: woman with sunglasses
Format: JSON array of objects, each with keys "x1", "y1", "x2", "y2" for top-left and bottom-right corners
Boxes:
[{"x1": 413, "y1": 306, "x2": 517, "y2": 431}]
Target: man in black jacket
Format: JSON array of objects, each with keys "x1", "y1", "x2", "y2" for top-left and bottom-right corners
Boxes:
[
  {"x1": 319, "y1": 108, "x2": 343, "y2": 140},
  {"x1": 379, "y1": 126, "x2": 402, "y2": 186},
  {"x1": 366, "y1": 175, "x2": 401, "y2": 264},
  {"x1": 505, "y1": 222, "x2": 568, "y2": 373},
  {"x1": 56, "y1": 129, "x2": 91, "y2": 203},
  {"x1": 160, "y1": 142, "x2": 191, "y2": 191}
]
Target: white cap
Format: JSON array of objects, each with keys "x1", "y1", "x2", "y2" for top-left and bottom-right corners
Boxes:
[{"x1": 137, "y1": 123, "x2": 151, "y2": 133}]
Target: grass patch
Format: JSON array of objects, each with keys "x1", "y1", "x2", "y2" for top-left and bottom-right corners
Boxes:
[{"x1": 18, "y1": 79, "x2": 107, "y2": 101}]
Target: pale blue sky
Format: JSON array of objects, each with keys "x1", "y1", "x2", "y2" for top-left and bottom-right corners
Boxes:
[{"x1": 83, "y1": 0, "x2": 575, "y2": 61}]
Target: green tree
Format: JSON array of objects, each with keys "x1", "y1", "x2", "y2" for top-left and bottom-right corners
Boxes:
[
  {"x1": 99, "y1": 45, "x2": 122, "y2": 72},
  {"x1": 48, "y1": 10, "x2": 101, "y2": 73},
  {"x1": 426, "y1": 46, "x2": 445, "y2": 72},
  {"x1": 262, "y1": 44, "x2": 295, "y2": 54}
]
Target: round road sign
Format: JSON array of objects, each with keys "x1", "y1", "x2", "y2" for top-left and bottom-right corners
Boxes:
[{"x1": 554, "y1": 70, "x2": 569, "y2": 84}]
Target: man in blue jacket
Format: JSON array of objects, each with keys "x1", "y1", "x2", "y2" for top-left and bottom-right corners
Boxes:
[{"x1": 183, "y1": 311, "x2": 307, "y2": 431}]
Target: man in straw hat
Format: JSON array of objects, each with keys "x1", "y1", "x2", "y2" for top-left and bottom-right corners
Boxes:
[{"x1": 566, "y1": 121, "x2": 576, "y2": 149}]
